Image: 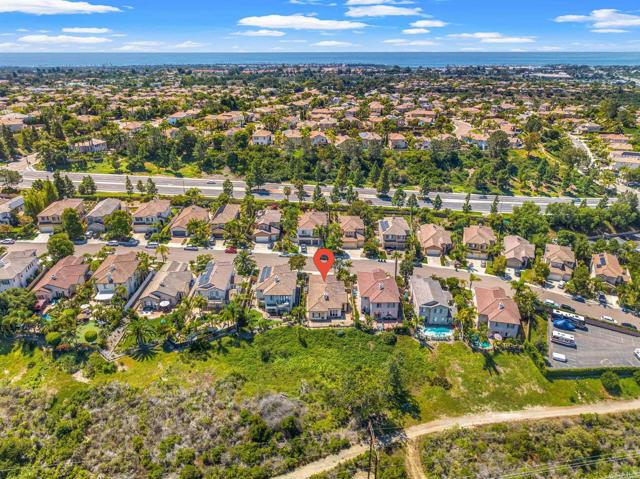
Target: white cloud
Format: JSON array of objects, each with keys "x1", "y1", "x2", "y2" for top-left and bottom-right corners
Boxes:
[
  {"x1": 238, "y1": 14, "x2": 367, "y2": 30},
  {"x1": 537, "y1": 46, "x2": 562, "y2": 51},
  {"x1": 312, "y1": 40, "x2": 356, "y2": 47},
  {"x1": 0, "y1": 0, "x2": 120, "y2": 15},
  {"x1": 383, "y1": 38, "x2": 436, "y2": 46},
  {"x1": 173, "y1": 41, "x2": 206, "y2": 49},
  {"x1": 280, "y1": 39, "x2": 307, "y2": 43},
  {"x1": 410, "y1": 19, "x2": 447, "y2": 28},
  {"x1": 117, "y1": 40, "x2": 162, "y2": 51},
  {"x1": 555, "y1": 9, "x2": 640, "y2": 28},
  {"x1": 346, "y1": 5, "x2": 422, "y2": 17},
  {"x1": 19, "y1": 34, "x2": 111, "y2": 44},
  {"x1": 402, "y1": 28, "x2": 429, "y2": 35},
  {"x1": 448, "y1": 32, "x2": 535, "y2": 44},
  {"x1": 591, "y1": 28, "x2": 628, "y2": 34},
  {"x1": 62, "y1": 27, "x2": 112, "y2": 33},
  {"x1": 233, "y1": 29, "x2": 286, "y2": 37}
]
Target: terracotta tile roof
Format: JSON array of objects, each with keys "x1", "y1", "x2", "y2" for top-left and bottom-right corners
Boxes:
[
  {"x1": 475, "y1": 287, "x2": 521, "y2": 326},
  {"x1": 417, "y1": 224, "x2": 452, "y2": 251},
  {"x1": 503, "y1": 235, "x2": 535, "y2": 262},
  {"x1": 463, "y1": 225, "x2": 496, "y2": 245},
  {"x1": 38, "y1": 199, "x2": 84, "y2": 218},
  {"x1": 357, "y1": 269, "x2": 400, "y2": 303},
  {"x1": 170, "y1": 205, "x2": 210, "y2": 230},
  {"x1": 307, "y1": 275, "x2": 348, "y2": 313},
  {"x1": 93, "y1": 252, "x2": 140, "y2": 285},
  {"x1": 33, "y1": 256, "x2": 88, "y2": 292},
  {"x1": 133, "y1": 199, "x2": 172, "y2": 218}
]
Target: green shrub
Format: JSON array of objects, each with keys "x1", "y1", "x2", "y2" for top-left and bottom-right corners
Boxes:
[
  {"x1": 84, "y1": 329, "x2": 98, "y2": 343},
  {"x1": 175, "y1": 447, "x2": 196, "y2": 466},
  {"x1": 178, "y1": 465, "x2": 202, "y2": 479},
  {"x1": 634, "y1": 370, "x2": 640, "y2": 385},
  {"x1": 84, "y1": 352, "x2": 116, "y2": 378},
  {"x1": 45, "y1": 332, "x2": 61, "y2": 347},
  {"x1": 601, "y1": 370, "x2": 621, "y2": 395},
  {"x1": 379, "y1": 332, "x2": 397, "y2": 346}
]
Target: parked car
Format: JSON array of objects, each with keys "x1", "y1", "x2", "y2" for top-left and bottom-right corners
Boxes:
[
  {"x1": 206, "y1": 180, "x2": 216, "y2": 184},
  {"x1": 552, "y1": 352, "x2": 568, "y2": 363},
  {"x1": 184, "y1": 245, "x2": 199, "y2": 251},
  {"x1": 572, "y1": 295, "x2": 585, "y2": 303},
  {"x1": 623, "y1": 323, "x2": 638, "y2": 330},
  {"x1": 544, "y1": 299, "x2": 557, "y2": 308},
  {"x1": 145, "y1": 241, "x2": 159, "y2": 249},
  {"x1": 300, "y1": 245, "x2": 308, "y2": 254},
  {"x1": 600, "y1": 315, "x2": 616, "y2": 324},
  {"x1": 106, "y1": 240, "x2": 119, "y2": 247},
  {"x1": 225, "y1": 246, "x2": 237, "y2": 254},
  {"x1": 0, "y1": 238, "x2": 16, "y2": 244},
  {"x1": 635, "y1": 348, "x2": 640, "y2": 361},
  {"x1": 119, "y1": 238, "x2": 139, "y2": 247},
  {"x1": 73, "y1": 238, "x2": 87, "y2": 245},
  {"x1": 560, "y1": 304, "x2": 576, "y2": 313},
  {"x1": 480, "y1": 260, "x2": 487, "y2": 267},
  {"x1": 553, "y1": 319, "x2": 576, "y2": 332},
  {"x1": 279, "y1": 252, "x2": 291, "y2": 257}
]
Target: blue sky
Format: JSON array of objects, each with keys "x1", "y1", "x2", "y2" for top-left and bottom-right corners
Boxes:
[{"x1": 0, "y1": 0, "x2": 639, "y2": 52}]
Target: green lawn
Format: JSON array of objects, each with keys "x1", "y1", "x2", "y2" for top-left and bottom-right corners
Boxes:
[{"x1": 1, "y1": 328, "x2": 637, "y2": 426}]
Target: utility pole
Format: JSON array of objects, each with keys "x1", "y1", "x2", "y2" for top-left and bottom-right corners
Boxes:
[{"x1": 367, "y1": 419, "x2": 379, "y2": 479}]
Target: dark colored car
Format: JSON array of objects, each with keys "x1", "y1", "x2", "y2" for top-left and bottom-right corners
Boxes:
[
  {"x1": 560, "y1": 304, "x2": 576, "y2": 313},
  {"x1": 225, "y1": 246, "x2": 237, "y2": 254},
  {"x1": 622, "y1": 323, "x2": 639, "y2": 330}
]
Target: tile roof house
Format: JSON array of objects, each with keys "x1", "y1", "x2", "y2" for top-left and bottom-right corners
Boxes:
[
  {"x1": 306, "y1": 275, "x2": 350, "y2": 327},
  {"x1": 0, "y1": 249, "x2": 39, "y2": 293},
  {"x1": 193, "y1": 260, "x2": 235, "y2": 310},
  {"x1": 93, "y1": 251, "x2": 143, "y2": 302},
  {"x1": 32, "y1": 255, "x2": 89, "y2": 307},
  {"x1": 86, "y1": 198, "x2": 122, "y2": 233},
  {"x1": 72, "y1": 138, "x2": 108, "y2": 153},
  {"x1": 356, "y1": 269, "x2": 401, "y2": 328},
  {"x1": 132, "y1": 199, "x2": 172, "y2": 233},
  {"x1": 37, "y1": 198, "x2": 85, "y2": 233},
  {"x1": 253, "y1": 209, "x2": 282, "y2": 244},
  {"x1": 463, "y1": 225, "x2": 497, "y2": 259},
  {"x1": 296, "y1": 211, "x2": 328, "y2": 246},
  {"x1": 388, "y1": 133, "x2": 407, "y2": 150},
  {"x1": 138, "y1": 261, "x2": 193, "y2": 310},
  {"x1": 591, "y1": 252, "x2": 630, "y2": 286},
  {"x1": 409, "y1": 276, "x2": 454, "y2": 326},
  {"x1": 251, "y1": 129, "x2": 273, "y2": 146},
  {"x1": 169, "y1": 205, "x2": 210, "y2": 237},
  {"x1": 211, "y1": 203, "x2": 240, "y2": 238},
  {"x1": 359, "y1": 131, "x2": 382, "y2": 148},
  {"x1": 378, "y1": 216, "x2": 410, "y2": 251},
  {"x1": 544, "y1": 244, "x2": 575, "y2": 282},
  {"x1": 503, "y1": 235, "x2": 535, "y2": 270},
  {"x1": 417, "y1": 224, "x2": 452, "y2": 257},
  {"x1": 255, "y1": 264, "x2": 298, "y2": 316},
  {"x1": 338, "y1": 215, "x2": 365, "y2": 249},
  {"x1": 474, "y1": 287, "x2": 521, "y2": 339}
]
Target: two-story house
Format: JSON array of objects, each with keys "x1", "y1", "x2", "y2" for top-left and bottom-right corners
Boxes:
[
  {"x1": 338, "y1": 215, "x2": 365, "y2": 250},
  {"x1": 409, "y1": 276, "x2": 454, "y2": 326},
  {"x1": 138, "y1": 261, "x2": 193, "y2": 310},
  {"x1": 253, "y1": 209, "x2": 282, "y2": 244},
  {"x1": 0, "y1": 249, "x2": 39, "y2": 293},
  {"x1": 169, "y1": 205, "x2": 210, "y2": 237},
  {"x1": 417, "y1": 224, "x2": 452, "y2": 257},
  {"x1": 37, "y1": 198, "x2": 85, "y2": 233},
  {"x1": 503, "y1": 235, "x2": 535, "y2": 270},
  {"x1": 306, "y1": 275, "x2": 350, "y2": 327},
  {"x1": 474, "y1": 286, "x2": 521, "y2": 339},
  {"x1": 86, "y1": 198, "x2": 122, "y2": 234},
  {"x1": 356, "y1": 269, "x2": 401, "y2": 328},
  {"x1": 544, "y1": 244, "x2": 575, "y2": 282},
  {"x1": 463, "y1": 225, "x2": 497, "y2": 259},
  {"x1": 251, "y1": 129, "x2": 274, "y2": 146},
  {"x1": 255, "y1": 264, "x2": 298, "y2": 316},
  {"x1": 33, "y1": 255, "x2": 89, "y2": 308},
  {"x1": 132, "y1": 199, "x2": 173, "y2": 233},
  {"x1": 93, "y1": 251, "x2": 143, "y2": 302},
  {"x1": 193, "y1": 260, "x2": 235, "y2": 310},
  {"x1": 378, "y1": 216, "x2": 410, "y2": 251},
  {"x1": 591, "y1": 252, "x2": 630, "y2": 286},
  {"x1": 0, "y1": 196, "x2": 24, "y2": 225},
  {"x1": 211, "y1": 203, "x2": 241, "y2": 239},
  {"x1": 296, "y1": 211, "x2": 328, "y2": 246}
]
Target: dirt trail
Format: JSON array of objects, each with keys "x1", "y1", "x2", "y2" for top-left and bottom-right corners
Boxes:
[
  {"x1": 273, "y1": 398, "x2": 640, "y2": 479},
  {"x1": 404, "y1": 440, "x2": 427, "y2": 479}
]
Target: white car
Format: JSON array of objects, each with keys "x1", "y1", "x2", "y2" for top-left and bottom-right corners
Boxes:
[
  {"x1": 601, "y1": 315, "x2": 617, "y2": 324},
  {"x1": 635, "y1": 348, "x2": 640, "y2": 361}
]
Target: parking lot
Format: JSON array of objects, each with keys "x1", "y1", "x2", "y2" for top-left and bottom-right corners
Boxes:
[{"x1": 549, "y1": 321, "x2": 640, "y2": 369}]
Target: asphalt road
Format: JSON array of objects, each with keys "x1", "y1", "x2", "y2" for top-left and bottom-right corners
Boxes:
[
  {"x1": 10, "y1": 239, "x2": 639, "y2": 328},
  {"x1": 10, "y1": 156, "x2": 601, "y2": 213}
]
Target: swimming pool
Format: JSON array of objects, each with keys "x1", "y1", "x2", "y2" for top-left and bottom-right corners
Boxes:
[{"x1": 421, "y1": 326, "x2": 454, "y2": 341}]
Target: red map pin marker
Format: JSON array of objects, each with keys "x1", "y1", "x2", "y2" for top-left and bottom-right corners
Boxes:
[{"x1": 313, "y1": 248, "x2": 335, "y2": 282}]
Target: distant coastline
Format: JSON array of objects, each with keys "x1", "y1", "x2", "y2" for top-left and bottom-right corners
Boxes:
[{"x1": 1, "y1": 52, "x2": 640, "y2": 68}]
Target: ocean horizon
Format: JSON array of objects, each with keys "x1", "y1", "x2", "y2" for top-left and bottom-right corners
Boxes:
[{"x1": 1, "y1": 52, "x2": 640, "y2": 68}]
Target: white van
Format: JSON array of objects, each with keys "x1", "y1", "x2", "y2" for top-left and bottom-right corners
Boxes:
[
  {"x1": 600, "y1": 315, "x2": 617, "y2": 324},
  {"x1": 552, "y1": 352, "x2": 568, "y2": 362}
]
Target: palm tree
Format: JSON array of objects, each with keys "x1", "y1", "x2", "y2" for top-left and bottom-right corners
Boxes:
[
  {"x1": 283, "y1": 185, "x2": 291, "y2": 201},
  {"x1": 125, "y1": 313, "x2": 156, "y2": 349},
  {"x1": 392, "y1": 251, "x2": 402, "y2": 278},
  {"x1": 468, "y1": 273, "x2": 481, "y2": 290},
  {"x1": 155, "y1": 244, "x2": 169, "y2": 263}
]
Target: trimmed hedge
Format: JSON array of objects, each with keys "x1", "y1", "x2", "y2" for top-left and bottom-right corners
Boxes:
[{"x1": 545, "y1": 366, "x2": 640, "y2": 379}]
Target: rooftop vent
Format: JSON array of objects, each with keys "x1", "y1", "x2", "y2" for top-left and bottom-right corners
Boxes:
[
  {"x1": 498, "y1": 302, "x2": 504, "y2": 310},
  {"x1": 378, "y1": 282, "x2": 384, "y2": 290}
]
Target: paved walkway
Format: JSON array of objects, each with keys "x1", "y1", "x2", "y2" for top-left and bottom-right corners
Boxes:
[{"x1": 273, "y1": 398, "x2": 640, "y2": 479}]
